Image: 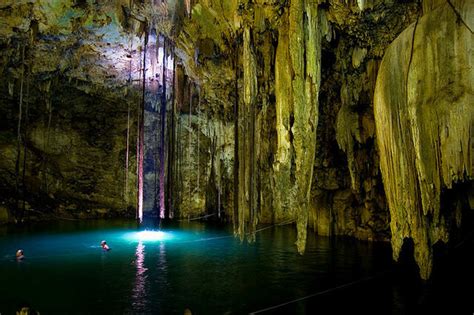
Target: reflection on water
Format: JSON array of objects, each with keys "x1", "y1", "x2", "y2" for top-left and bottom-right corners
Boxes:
[
  {"x1": 132, "y1": 240, "x2": 168, "y2": 312},
  {"x1": 159, "y1": 242, "x2": 167, "y2": 273},
  {"x1": 132, "y1": 241, "x2": 148, "y2": 310},
  {"x1": 1, "y1": 220, "x2": 469, "y2": 314}
]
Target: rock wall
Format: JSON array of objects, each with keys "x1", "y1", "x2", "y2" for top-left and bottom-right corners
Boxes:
[
  {"x1": 0, "y1": 78, "x2": 138, "y2": 221},
  {"x1": 0, "y1": 0, "x2": 176, "y2": 221},
  {"x1": 374, "y1": 0, "x2": 473, "y2": 279}
]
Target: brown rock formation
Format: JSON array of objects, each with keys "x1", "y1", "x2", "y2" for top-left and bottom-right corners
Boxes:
[{"x1": 374, "y1": 0, "x2": 473, "y2": 279}]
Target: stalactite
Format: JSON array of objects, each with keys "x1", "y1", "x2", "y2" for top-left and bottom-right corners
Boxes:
[
  {"x1": 272, "y1": 1, "x2": 322, "y2": 252},
  {"x1": 293, "y1": 0, "x2": 321, "y2": 254},
  {"x1": 374, "y1": 0, "x2": 472, "y2": 279},
  {"x1": 249, "y1": 78, "x2": 257, "y2": 241},
  {"x1": 240, "y1": 27, "x2": 258, "y2": 241},
  {"x1": 288, "y1": 0, "x2": 307, "y2": 253},
  {"x1": 273, "y1": 8, "x2": 293, "y2": 220}
]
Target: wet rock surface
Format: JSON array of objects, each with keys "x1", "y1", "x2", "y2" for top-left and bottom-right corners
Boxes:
[{"x1": 374, "y1": 0, "x2": 473, "y2": 279}]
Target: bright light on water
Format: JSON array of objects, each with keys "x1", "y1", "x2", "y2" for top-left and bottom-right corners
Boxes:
[
  {"x1": 138, "y1": 231, "x2": 166, "y2": 241},
  {"x1": 124, "y1": 230, "x2": 173, "y2": 242}
]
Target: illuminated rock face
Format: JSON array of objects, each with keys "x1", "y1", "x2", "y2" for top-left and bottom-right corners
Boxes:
[
  {"x1": 374, "y1": 0, "x2": 473, "y2": 279},
  {"x1": 173, "y1": 0, "x2": 419, "y2": 249}
]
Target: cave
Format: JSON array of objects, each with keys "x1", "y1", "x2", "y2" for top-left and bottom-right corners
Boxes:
[{"x1": 0, "y1": 0, "x2": 472, "y2": 314}]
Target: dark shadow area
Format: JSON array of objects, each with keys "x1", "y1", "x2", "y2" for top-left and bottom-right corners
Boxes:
[{"x1": 261, "y1": 235, "x2": 474, "y2": 314}]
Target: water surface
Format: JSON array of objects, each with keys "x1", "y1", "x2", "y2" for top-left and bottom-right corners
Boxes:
[{"x1": 0, "y1": 219, "x2": 471, "y2": 314}]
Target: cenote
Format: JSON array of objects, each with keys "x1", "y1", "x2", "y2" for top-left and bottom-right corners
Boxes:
[
  {"x1": 0, "y1": 0, "x2": 473, "y2": 314},
  {"x1": 1, "y1": 219, "x2": 473, "y2": 314},
  {"x1": 3, "y1": 220, "x2": 392, "y2": 314}
]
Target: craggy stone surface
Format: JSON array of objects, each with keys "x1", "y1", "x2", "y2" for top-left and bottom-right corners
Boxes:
[
  {"x1": 0, "y1": 0, "x2": 173, "y2": 220},
  {"x1": 374, "y1": 0, "x2": 473, "y2": 279},
  {"x1": 173, "y1": 0, "x2": 419, "y2": 246}
]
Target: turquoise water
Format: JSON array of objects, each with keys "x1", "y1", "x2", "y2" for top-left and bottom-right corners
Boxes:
[{"x1": 0, "y1": 219, "x2": 470, "y2": 314}]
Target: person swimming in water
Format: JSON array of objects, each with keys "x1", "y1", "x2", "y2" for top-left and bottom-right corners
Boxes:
[
  {"x1": 100, "y1": 240, "x2": 110, "y2": 251},
  {"x1": 16, "y1": 249, "x2": 24, "y2": 260}
]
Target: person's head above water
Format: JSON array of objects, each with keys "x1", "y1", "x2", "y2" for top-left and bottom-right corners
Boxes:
[
  {"x1": 16, "y1": 249, "x2": 24, "y2": 259},
  {"x1": 101, "y1": 240, "x2": 110, "y2": 251}
]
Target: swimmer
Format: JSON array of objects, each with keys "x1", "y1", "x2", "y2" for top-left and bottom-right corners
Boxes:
[
  {"x1": 100, "y1": 240, "x2": 110, "y2": 251},
  {"x1": 16, "y1": 249, "x2": 24, "y2": 260}
]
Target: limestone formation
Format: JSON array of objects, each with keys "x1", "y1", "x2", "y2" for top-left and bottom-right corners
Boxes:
[{"x1": 374, "y1": 0, "x2": 473, "y2": 279}]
